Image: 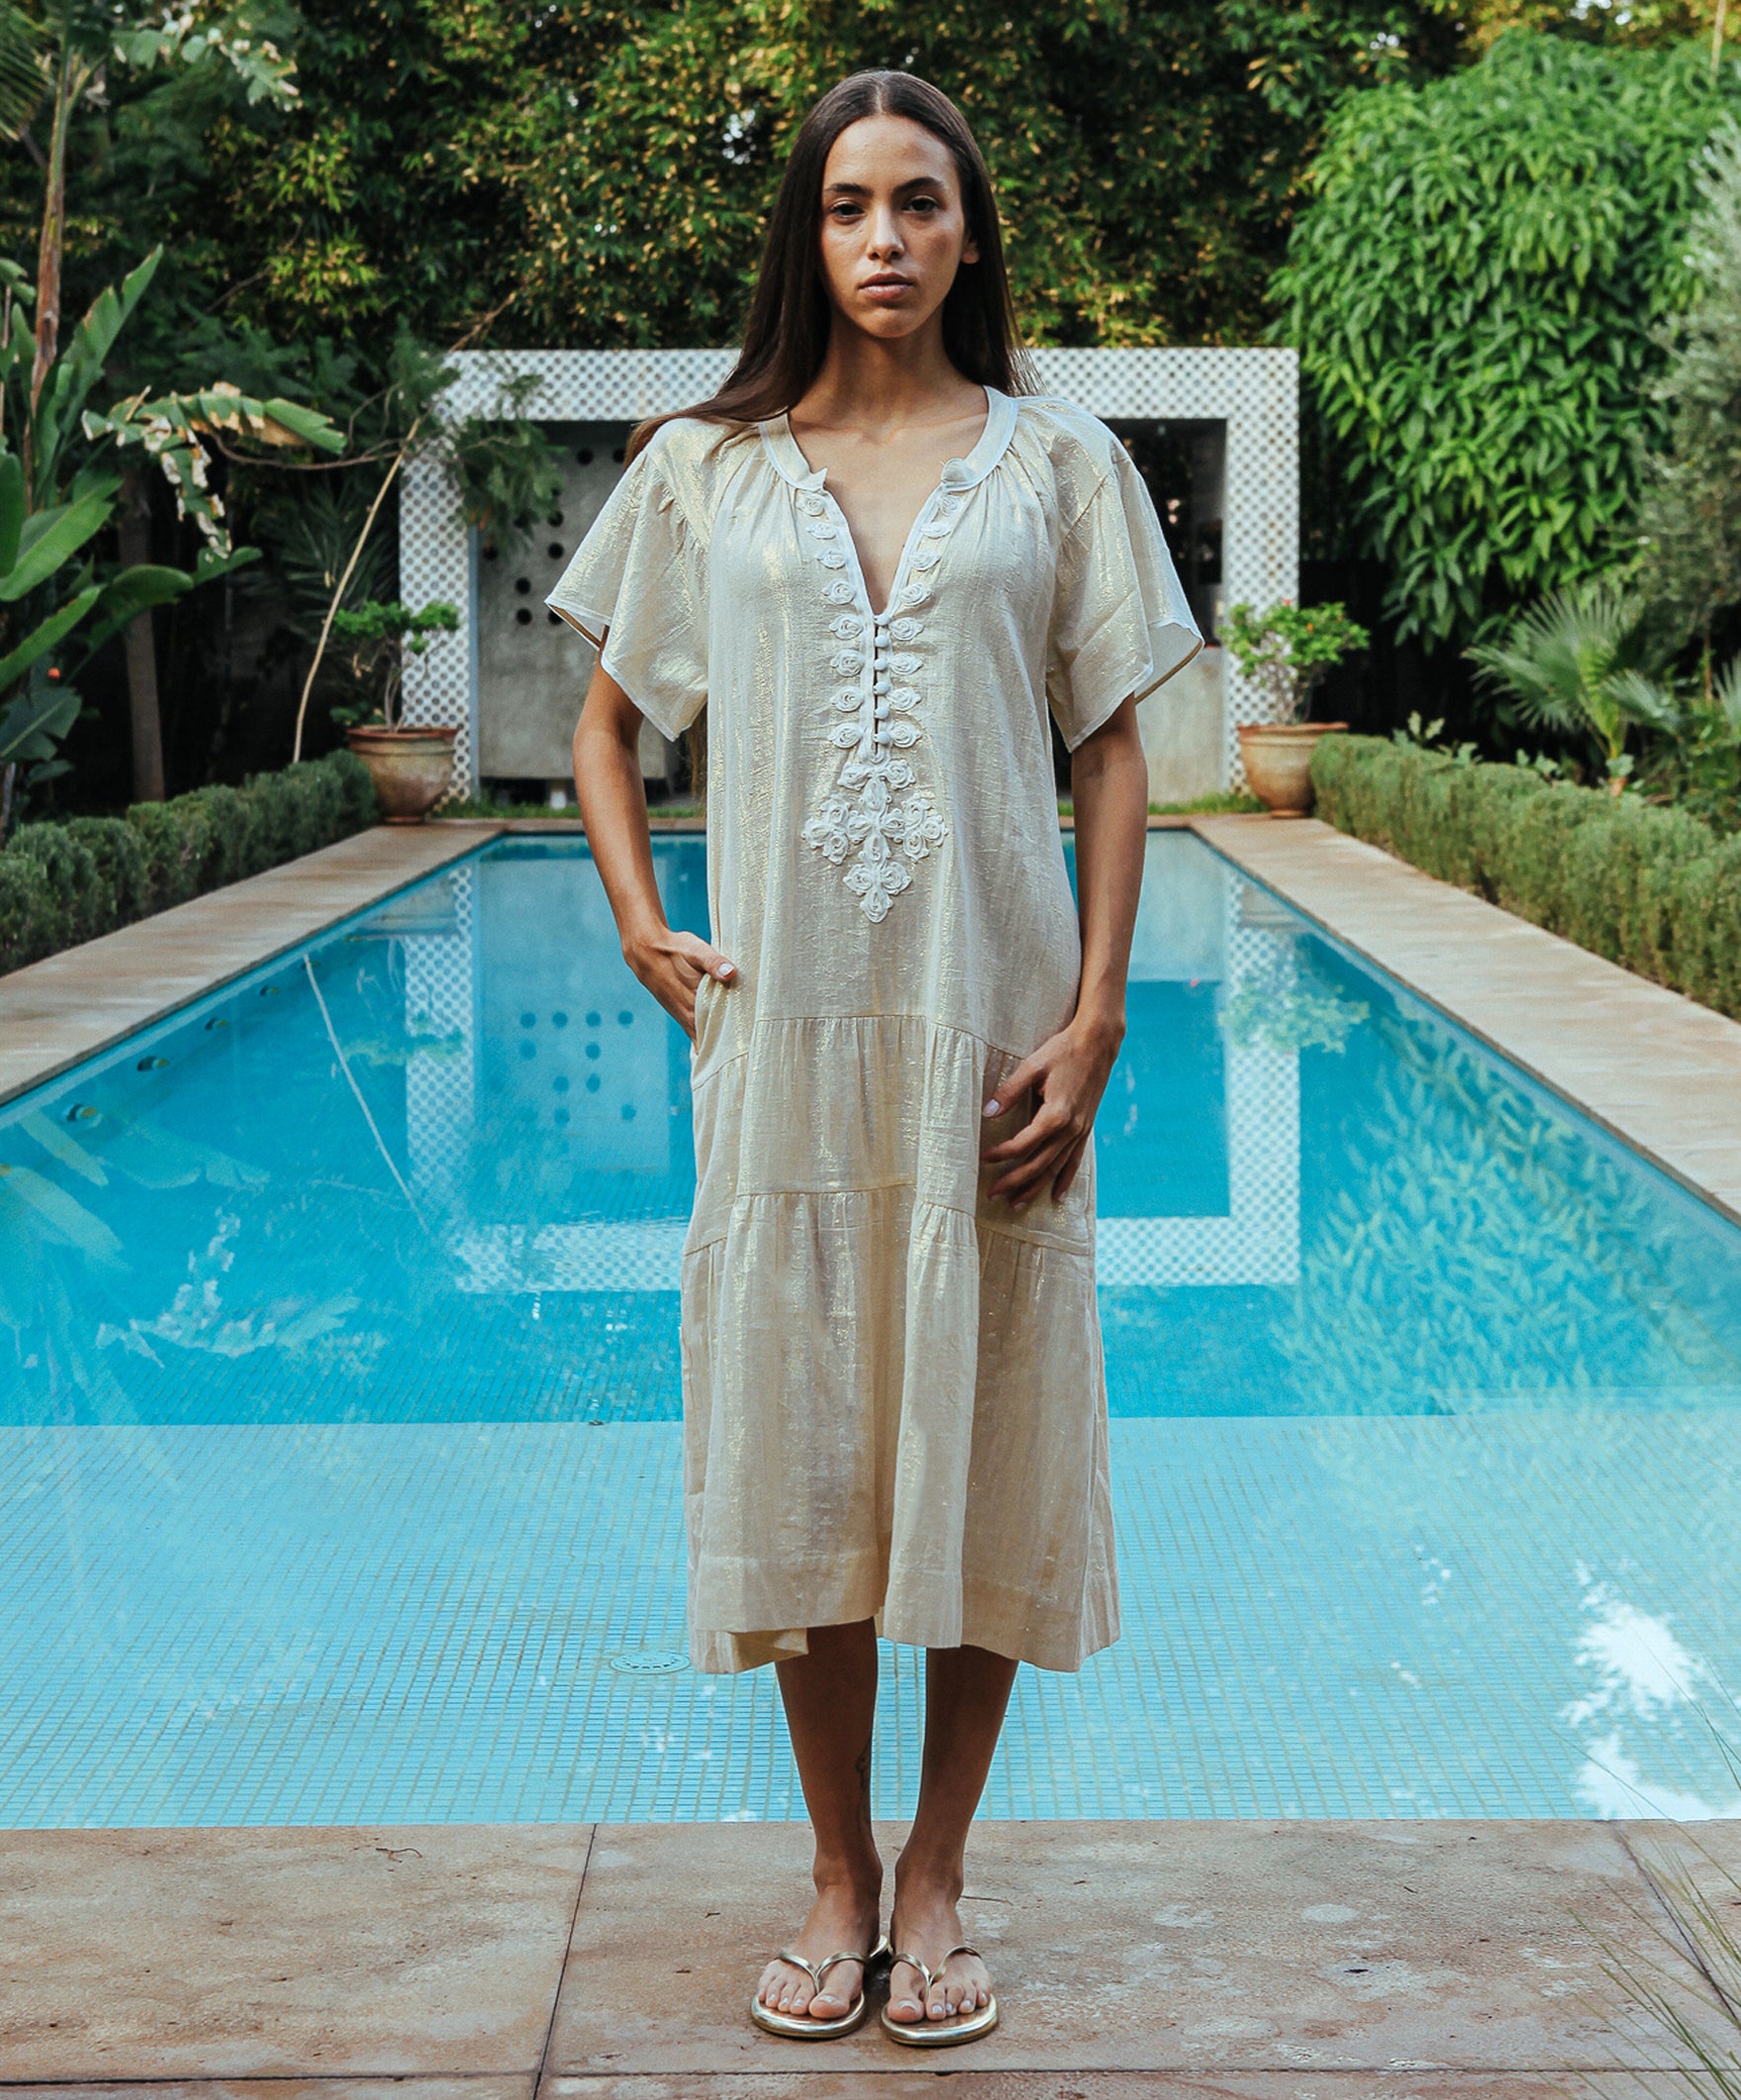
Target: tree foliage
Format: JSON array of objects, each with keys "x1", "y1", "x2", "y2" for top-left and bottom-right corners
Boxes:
[
  {"x1": 61, "y1": 0, "x2": 1466, "y2": 365},
  {"x1": 1278, "y1": 33, "x2": 1741, "y2": 646},
  {"x1": 1638, "y1": 117, "x2": 1741, "y2": 659}
]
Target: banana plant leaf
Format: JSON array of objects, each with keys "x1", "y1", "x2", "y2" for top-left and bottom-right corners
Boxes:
[
  {"x1": 1, "y1": 483, "x2": 119, "y2": 601},
  {"x1": 0, "y1": 595, "x2": 99, "y2": 710},
  {"x1": 0, "y1": 449, "x2": 22, "y2": 573},
  {"x1": 31, "y1": 251, "x2": 162, "y2": 499},
  {"x1": 0, "y1": 677, "x2": 80, "y2": 763},
  {"x1": 65, "y1": 548, "x2": 263, "y2": 672}
]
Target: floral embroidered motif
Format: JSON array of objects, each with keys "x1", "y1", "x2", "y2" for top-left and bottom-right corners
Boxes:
[{"x1": 796, "y1": 478, "x2": 963, "y2": 922}]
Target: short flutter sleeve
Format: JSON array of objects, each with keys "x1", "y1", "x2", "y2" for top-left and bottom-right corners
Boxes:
[
  {"x1": 546, "y1": 434, "x2": 708, "y2": 739},
  {"x1": 1045, "y1": 442, "x2": 1202, "y2": 750}
]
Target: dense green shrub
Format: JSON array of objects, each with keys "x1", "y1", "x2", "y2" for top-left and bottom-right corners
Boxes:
[
  {"x1": 0, "y1": 851, "x2": 63, "y2": 968},
  {"x1": 1311, "y1": 733, "x2": 1741, "y2": 1018},
  {"x1": 1279, "y1": 35, "x2": 1741, "y2": 643},
  {"x1": 0, "y1": 752, "x2": 377, "y2": 975}
]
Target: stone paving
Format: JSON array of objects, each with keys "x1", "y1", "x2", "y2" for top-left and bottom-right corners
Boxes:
[{"x1": 3, "y1": 1819, "x2": 1738, "y2": 2093}]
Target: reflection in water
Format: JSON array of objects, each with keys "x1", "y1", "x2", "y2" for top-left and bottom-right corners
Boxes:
[
  {"x1": 5, "y1": 832, "x2": 1739, "y2": 1425},
  {"x1": 1564, "y1": 1574, "x2": 1741, "y2": 1819},
  {"x1": 3, "y1": 833, "x2": 1741, "y2": 1823}
]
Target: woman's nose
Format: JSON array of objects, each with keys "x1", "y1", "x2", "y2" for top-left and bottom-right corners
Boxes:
[{"x1": 865, "y1": 207, "x2": 904, "y2": 258}]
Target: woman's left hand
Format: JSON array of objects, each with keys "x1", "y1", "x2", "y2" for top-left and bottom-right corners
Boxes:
[{"x1": 979, "y1": 1013, "x2": 1124, "y2": 1208}]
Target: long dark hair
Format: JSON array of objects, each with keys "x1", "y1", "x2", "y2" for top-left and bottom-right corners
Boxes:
[{"x1": 629, "y1": 71, "x2": 1033, "y2": 461}]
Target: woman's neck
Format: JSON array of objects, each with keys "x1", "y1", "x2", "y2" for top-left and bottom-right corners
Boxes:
[{"x1": 794, "y1": 318, "x2": 984, "y2": 437}]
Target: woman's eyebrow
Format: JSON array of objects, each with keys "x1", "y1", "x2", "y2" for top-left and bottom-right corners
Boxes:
[{"x1": 822, "y1": 177, "x2": 948, "y2": 198}]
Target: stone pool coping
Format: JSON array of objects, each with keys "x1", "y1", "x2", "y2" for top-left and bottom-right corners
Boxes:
[
  {"x1": 1194, "y1": 815, "x2": 1741, "y2": 1228},
  {"x1": 4, "y1": 1816, "x2": 1738, "y2": 2092},
  {"x1": 0, "y1": 824, "x2": 501, "y2": 1109}
]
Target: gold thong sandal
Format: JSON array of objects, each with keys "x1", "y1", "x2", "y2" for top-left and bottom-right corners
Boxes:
[
  {"x1": 750, "y1": 1935, "x2": 890, "y2": 2040},
  {"x1": 879, "y1": 1943, "x2": 999, "y2": 2047}
]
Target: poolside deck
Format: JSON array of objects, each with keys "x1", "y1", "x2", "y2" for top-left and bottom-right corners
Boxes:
[{"x1": 5, "y1": 1817, "x2": 1737, "y2": 2092}]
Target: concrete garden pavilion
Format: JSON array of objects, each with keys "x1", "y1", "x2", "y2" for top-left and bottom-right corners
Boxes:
[{"x1": 396, "y1": 347, "x2": 1300, "y2": 805}]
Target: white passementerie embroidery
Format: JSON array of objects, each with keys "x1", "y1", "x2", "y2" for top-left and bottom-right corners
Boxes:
[{"x1": 798, "y1": 477, "x2": 965, "y2": 923}]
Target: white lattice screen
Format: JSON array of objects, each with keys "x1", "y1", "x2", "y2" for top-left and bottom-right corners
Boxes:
[{"x1": 399, "y1": 348, "x2": 1298, "y2": 796}]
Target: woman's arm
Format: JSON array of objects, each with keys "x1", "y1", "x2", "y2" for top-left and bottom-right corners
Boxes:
[
  {"x1": 572, "y1": 658, "x2": 735, "y2": 1040},
  {"x1": 979, "y1": 696, "x2": 1149, "y2": 1206}
]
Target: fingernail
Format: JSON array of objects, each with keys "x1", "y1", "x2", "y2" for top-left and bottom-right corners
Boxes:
[
  {"x1": 983, "y1": 1099, "x2": 1000, "y2": 1117},
  {"x1": 718, "y1": 964, "x2": 734, "y2": 978}
]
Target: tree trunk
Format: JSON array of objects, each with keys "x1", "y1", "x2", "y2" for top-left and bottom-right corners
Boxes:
[
  {"x1": 30, "y1": 48, "x2": 72, "y2": 424},
  {"x1": 118, "y1": 475, "x2": 165, "y2": 802}
]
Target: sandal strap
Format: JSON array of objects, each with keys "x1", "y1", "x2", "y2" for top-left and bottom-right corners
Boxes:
[
  {"x1": 774, "y1": 1943, "x2": 880, "y2": 1990},
  {"x1": 889, "y1": 1943, "x2": 983, "y2": 1995},
  {"x1": 887, "y1": 1948, "x2": 937, "y2": 1993}
]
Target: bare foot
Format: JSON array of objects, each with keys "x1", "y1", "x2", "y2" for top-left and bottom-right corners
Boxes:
[
  {"x1": 886, "y1": 1872, "x2": 992, "y2": 2025},
  {"x1": 755, "y1": 1871, "x2": 882, "y2": 2022}
]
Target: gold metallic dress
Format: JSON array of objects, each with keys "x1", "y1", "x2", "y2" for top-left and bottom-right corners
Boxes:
[{"x1": 549, "y1": 388, "x2": 1201, "y2": 1672}]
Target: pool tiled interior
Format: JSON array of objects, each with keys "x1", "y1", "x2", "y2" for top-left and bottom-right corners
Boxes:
[
  {"x1": 4, "y1": 827, "x2": 1741, "y2": 1832},
  {"x1": 6, "y1": 1410, "x2": 1739, "y2": 1826}
]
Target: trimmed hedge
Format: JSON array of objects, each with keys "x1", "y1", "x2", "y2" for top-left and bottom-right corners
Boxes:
[
  {"x1": 1311, "y1": 734, "x2": 1741, "y2": 1020},
  {"x1": 0, "y1": 751, "x2": 378, "y2": 975}
]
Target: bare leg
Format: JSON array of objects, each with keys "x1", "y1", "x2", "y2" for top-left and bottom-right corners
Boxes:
[
  {"x1": 887, "y1": 1643, "x2": 1018, "y2": 2024},
  {"x1": 755, "y1": 1619, "x2": 884, "y2": 2021}
]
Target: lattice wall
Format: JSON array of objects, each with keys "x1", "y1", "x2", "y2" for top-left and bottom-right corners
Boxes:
[
  {"x1": 399, "y1": 348, "x2": 1297, "y2": 795},
  {"x1": 404, "y1": 861, "x2": 476, "y2": 1209}
]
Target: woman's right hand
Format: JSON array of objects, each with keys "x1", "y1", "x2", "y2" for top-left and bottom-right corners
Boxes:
[{"x1": 623, "y1": 923, "x2": 737, "y2": 1042}]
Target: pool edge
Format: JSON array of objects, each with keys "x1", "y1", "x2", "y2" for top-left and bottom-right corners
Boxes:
[
  {"x1": 1194, "y1": 813, "x2": 1741, "y2": 1229},
  {"x1": 0, "y1": 822, "x2": 504, "y2": 1109}
]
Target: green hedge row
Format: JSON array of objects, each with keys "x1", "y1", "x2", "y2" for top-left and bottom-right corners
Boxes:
[
  {"x1": 1311, "y1": 735, "x2": 1741, "y2": 1020},
  {"x1": 0, "y1": 751, "x2": 378, "y2": 976}
]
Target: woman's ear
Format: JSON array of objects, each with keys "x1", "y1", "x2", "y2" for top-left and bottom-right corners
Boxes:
[{"x1": 961, "y1": 238, "x2": 981, "y2": 266}]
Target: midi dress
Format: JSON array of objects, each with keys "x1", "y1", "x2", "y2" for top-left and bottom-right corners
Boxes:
[{"x1": 549, "y1": 387, "x2": 1201, "y2": 1673}]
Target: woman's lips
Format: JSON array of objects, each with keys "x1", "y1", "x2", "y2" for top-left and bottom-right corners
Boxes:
[{"x1": 861, "y1": 277, "x2": 915, "y2": 300}]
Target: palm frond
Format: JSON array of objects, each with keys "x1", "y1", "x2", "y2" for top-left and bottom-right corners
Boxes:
[
  {"x1": 1609, "y1": 668, "x2": 1681, "y2": 733},
  {"x1": 1714, "y1": 655, "x2": 1741, "y2": 737},
  {"x1": 0, "y1": 0, "x2": 42, "y2": 141}
]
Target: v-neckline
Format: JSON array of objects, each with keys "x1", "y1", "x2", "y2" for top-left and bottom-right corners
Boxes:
[{"x1": 760, "y1": 387, "x2": 1017, "y2": 621}]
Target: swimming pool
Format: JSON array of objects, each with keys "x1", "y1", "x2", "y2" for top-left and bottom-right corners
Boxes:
[{"x1": 3, "y1": 831, "x2": 1739, "y2": 1823}]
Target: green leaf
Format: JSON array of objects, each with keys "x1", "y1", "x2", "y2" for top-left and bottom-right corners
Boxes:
[
  {"x1": 0, "y1": 449, "x2": 23, "y2": 574},
  {"x1": 0, "y1": 588, "x2": 102, "y2": 700},
  {"x1": 1, "y1": 485, "x2": 119, "y2": 601}
]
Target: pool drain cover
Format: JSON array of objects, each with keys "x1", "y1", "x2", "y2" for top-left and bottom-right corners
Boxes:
[{"x1": 609, "y1": 1648, "x2": 690, "y2": 1675}]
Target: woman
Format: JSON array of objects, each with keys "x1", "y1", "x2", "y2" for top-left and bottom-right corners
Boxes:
[{"x1": 553, "y1": 69, "x2": 1199, "y2": 2048}]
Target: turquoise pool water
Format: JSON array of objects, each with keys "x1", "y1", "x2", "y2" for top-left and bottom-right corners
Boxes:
[{"x1": 3, "y1": 833, "x2": 1739, "y2": 1823}]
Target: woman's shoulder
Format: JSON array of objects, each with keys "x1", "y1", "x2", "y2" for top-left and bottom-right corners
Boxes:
[
  {"x1": 1010, "y1": 393, "x2": 1124, "y2": 467},
  {"x1": 637, "y1": 414, "x2": 758, "y2": 479},
  {"x1": 1007, "y1": 393, "x2": 1130, "y2": 514},
  {"x1": 631, "y1": 415, "x2": 760, "y2": 526}
]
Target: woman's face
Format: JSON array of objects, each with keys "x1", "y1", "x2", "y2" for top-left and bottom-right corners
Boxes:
[{"x1": 817, "y1": 113, "x2": 979, "y2": 344}]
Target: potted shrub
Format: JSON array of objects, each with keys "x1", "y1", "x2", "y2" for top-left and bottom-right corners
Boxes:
[
  {"x1": 329, "y1": 601, "x2": 461, "y2": 823},
  {"x1": 1223, "y1": 600, "x2": 1368, "y2": 816}
]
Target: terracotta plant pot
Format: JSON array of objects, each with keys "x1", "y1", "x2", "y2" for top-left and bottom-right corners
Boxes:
[
  {"x1": 345, "y1": 724, "x2": 459, "y2": 825},
  {"x1": 1236, "y1": 721, "x2": 1348, "y2": 819}
]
